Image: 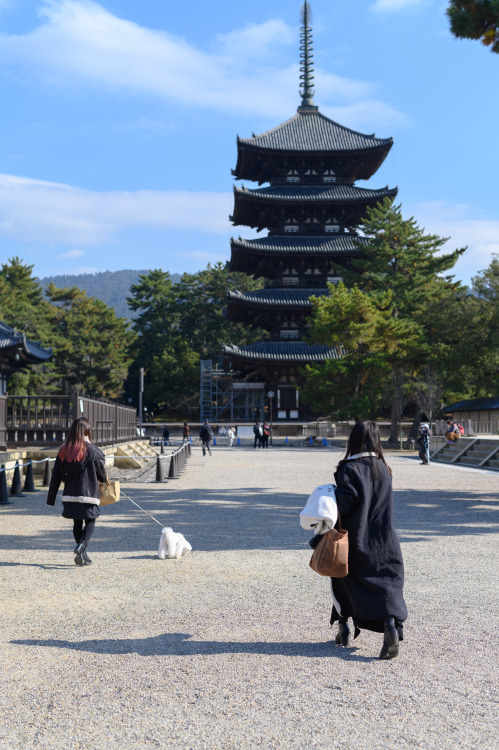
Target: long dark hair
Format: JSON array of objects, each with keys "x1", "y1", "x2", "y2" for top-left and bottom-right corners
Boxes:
[
  {"x1": 337, "y1": 420, "x2": 391, "y2": 480},
  {"x1": 59, "y1": 418, "x2": 93, "y2": 462}
]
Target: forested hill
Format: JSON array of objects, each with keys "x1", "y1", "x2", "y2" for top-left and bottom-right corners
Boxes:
[{"x1": 40, "y1": 269, "x2": 181, "y2": 319}]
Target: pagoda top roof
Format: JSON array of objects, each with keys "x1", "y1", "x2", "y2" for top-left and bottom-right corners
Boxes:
[
  {"x1": 238, "y1": 110, "x2": 393, "y2": 154},
  {"x1": 227, "y1": 288, "x2": 328, "y2": 307},
  {"x1": 223, "y1": 341, "x2": 341, "y2": 363},
  {"x1": 231, "y1": 234, "x2": 369, "y2": 254},
  {"x1": 0, "y1": 321, "x2": 52, "y2": 367},
  {"x1": 234, "y1": 184, "x2": 397, "y2": 203}
]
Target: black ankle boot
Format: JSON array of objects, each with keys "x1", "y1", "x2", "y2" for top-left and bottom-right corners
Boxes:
[
  {"x1": 379, "y1": 617, "x2": 399, "y2": 659},
  {"x1": 82, "y1": 549, "x2": 92, "y2": 565},
  {"x1": 74, "y1": 541, "x2": 87, "y2": 566},
  {"x1": 335, "y1": 620, "x2": 351, "y2": 647}
]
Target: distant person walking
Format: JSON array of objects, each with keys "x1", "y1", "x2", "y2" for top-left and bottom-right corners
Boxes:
[
  {"x1": 253, "y1": 421, "x2": 263, "y2": 449},
  {"x1": 199, "y1": 420, "x2": 213, "y2": 456},
  {"x1": 330, "y1": 420, "x2": 407, "y2": 659},
  {"x1": 162, "y1": 425, "x2": 171, "y2": 446},
  {"x1": 182, "y1": 423, "x2": 190, "y2": 443},
  {"x1": 227, "y1": 426, "x2": 235, "y2": 447},
  {"x1": 262, "y1": 422, "x2": 270, "y2": 449},
  {"x1": 46, "y1": 417, "x2": 107, "y2": 567}
]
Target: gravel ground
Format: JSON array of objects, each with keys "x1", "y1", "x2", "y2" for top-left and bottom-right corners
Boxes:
[{"x1": 1, "y1": 446, "x2": 498, "y2": 750}]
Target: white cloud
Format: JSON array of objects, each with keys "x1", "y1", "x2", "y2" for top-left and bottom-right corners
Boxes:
[
  {"x1": 0, "y1": 173, "x2": 232, "y2": 245},
  {"x1": 216, "y1": 19, "x2": 294, "y2": 59},
  {"x1": 0, "y1": 0, "x2": 405, "y2": 125},
  {"x1": 58, "y1": 248, "x2": 84, "y2": 258},
  {"x1": 322, "y1": 100, "x2": 410, "y2": 130},
  {"x1": 370, "y1": 0, "x2": 428, "y2": 11},
  {"x1": 408, "y1": 201, "x2": 499, "y2": 284}
]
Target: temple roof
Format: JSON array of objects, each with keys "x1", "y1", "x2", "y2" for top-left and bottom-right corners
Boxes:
[
  {"x1": 0, "y1": 321, "x2": 52, "y2": 371},
  {"x1": 443, "y1": 397, "x2": 499, "y2": 412},
  {"x1": 222, "y1": 341, "x2": 341, "y2": 363},
  {"x1": 227, "y1": 288, "x2": 328, "y2": 307},
  {"x1": 234, "y1": 184, "x2": 396, "y2": 203},
  {"x1": 238, "y1": 110, "x2": 392, "y2": 154},
  {"x1": 231, "y1": 234, "x2": 368, "y2": 255}
]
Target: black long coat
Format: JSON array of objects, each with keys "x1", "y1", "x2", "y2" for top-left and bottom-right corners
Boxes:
[
  {"x1": 46, "y1": 443, "x2": 107, "y2": 520},
  {"x1": 331, "y1": 456, "x2": 407, "y2": 636}
]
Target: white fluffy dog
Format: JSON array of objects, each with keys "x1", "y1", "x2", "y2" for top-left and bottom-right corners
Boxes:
[{"x1": 158, "y1": 527, "x2": 192, "y2": 560}]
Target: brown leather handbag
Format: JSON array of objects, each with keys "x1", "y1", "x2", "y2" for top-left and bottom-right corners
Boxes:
[{"x1": 309, "y1": 511, "x2": 348, "y2": 578}]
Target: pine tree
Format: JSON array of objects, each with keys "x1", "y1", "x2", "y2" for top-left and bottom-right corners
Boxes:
[
  {"x1": 447, "y1": 1, "x2": 499, "y2": 53},
  {"x1": 302, "y1": 200, "x2": 466, "y2": 441},
  {"x1": 126, "y1": 263, "x2": 264, "y2": 417},
  {"x1": 46, "y1": 284, "x2": 134, "y2": 398}
]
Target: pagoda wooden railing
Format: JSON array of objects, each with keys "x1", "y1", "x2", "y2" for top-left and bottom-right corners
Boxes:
[{"x1": 5, "y1": 393, "x2": 137, "y2": 447}]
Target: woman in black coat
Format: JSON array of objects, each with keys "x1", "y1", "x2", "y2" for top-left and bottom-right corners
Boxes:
[
  {"x1": 47, "y1": 417, "x2": 107, "y2": 566},
  {"x1": 331, "y1": 421, "x2": 407, "y2": 659}
]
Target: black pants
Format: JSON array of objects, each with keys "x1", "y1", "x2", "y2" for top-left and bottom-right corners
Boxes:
[
  {"x1": 202, "y1": 440, "x2": 211, "y2": 456},
  {"x1": 72, "y1": 519, "x2": 96, "y2": 546}
]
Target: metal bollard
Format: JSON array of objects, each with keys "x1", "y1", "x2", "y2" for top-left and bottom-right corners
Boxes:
[
  {"x1": 155, "y1": 456, "x2": 165, "y2": 482},
  {"x1": 10, "y1": 461, "x2": 24, "y2": 497},
  {"x1": 168, "y1": 452, "x2": 176, "y2": 478},
  {"x1": 160, "y1": 440, "x2": 165, "y2": 455},
  {"x1": 23, "y1": 459, "x2": 36, "y2": 492},
  {"x1": 0, "y1": 466, "x2": 14, "y2": 505},
  {"x1": 42, "y1": 458, "x2": 52, "y2": 486}
]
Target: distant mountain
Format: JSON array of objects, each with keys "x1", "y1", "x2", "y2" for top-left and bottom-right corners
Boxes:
[{"x1": 40, "y1": 269, "x2": 182, "y2": 319}]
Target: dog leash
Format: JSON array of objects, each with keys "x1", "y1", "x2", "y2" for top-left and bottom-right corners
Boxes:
[{"x1": 120, "y1": 490, "x2": 165, "y2": 528}]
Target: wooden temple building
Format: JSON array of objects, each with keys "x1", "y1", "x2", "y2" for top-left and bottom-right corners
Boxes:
[
  {"x1": 0, "y1": 321, "x2": 52, "y2": 449},
  {"x1": 222, "y1": 2, "x2": 397, "y2": 421}
]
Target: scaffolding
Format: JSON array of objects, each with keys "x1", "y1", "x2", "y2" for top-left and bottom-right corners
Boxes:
[
  {"x1": 200, "y1": 360, "x2": 214, "y2": 422},
  {"x1": 199, "y1": 360, "x2": 265, "y2": 423}
]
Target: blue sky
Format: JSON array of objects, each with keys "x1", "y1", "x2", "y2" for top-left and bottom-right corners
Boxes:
[{"x1": 0, "y1": 0, "x2": 497, "y2": 285}]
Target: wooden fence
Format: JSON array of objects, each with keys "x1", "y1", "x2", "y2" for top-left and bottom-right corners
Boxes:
[{"x1": 4, "y1": 393, "x2": 137, "y2": 447}]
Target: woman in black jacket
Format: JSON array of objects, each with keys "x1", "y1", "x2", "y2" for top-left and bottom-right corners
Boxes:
[
  {"x1": 331, "y1": 421, "x2": 407, "y2": 659},
  {"x1": 47, "y1": 417, "x2": 107, "y2": 566}
]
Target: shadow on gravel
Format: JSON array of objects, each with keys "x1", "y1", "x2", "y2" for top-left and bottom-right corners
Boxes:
[
  {"x1": 11, "y1": 632, "x2": 377, "y2": 661},
  {"x1": 1, "y1": 483, "x2": 498, "y2": 554}
]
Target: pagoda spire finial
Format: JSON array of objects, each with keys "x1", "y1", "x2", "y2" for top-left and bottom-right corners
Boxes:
[{"x1": 298, "y1": 2, "x2": 318, "y2": 111}]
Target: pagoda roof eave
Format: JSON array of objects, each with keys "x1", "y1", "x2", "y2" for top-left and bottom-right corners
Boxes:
[
  {"x1": 227, "y1": 288, "x2": 329, "y2": 308},
  {"x1": 230, "y1": 234, "x2": 369, "y2": 255},
  {"x1": 222, "y1": 341, "x2": 343, "y2": 364},
  {"x1": 236, "y1": 110, "x2": 393, "y2": 153},
  {"x1": 233, "y1": 184, "x2": 397, "y2": 204}
]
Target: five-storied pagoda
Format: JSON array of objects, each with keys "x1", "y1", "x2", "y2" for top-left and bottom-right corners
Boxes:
[{"x1": 223, "y1": 2, "x2": 397, "y2": 421}]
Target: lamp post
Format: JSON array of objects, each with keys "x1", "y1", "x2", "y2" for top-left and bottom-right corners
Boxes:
[
  {"x1": 267, "y1": 390, "x2": 275, "y2": 446},
  {"x1": 139, "y1": 367, "x2": 144, "y2": 427}
]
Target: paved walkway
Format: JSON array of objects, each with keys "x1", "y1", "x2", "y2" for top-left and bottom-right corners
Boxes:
[{"x1": 1, "y1": 446, "x2": 498, "y2": 749}]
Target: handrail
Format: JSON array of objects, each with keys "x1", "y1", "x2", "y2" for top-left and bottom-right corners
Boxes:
[
  {"x1": 478, "y1": 445, "x2": 499, "y2": 467},
  {"x1": 450, "y1": 439, "x2": 478, "y2": 463}
]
